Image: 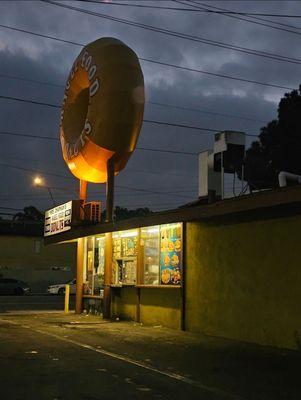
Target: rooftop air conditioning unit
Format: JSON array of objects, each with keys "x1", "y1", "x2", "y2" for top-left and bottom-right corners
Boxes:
[
  {"x1": 83, "y1": 201, "x2": 101, "y2": 223},
  {"x1": 198, "y1": 150, "x2": 221, "y2": 198},
  {"x1": 213, "y1": 131, "x2": 245, "y2": 174},
  {"x1": 198, "y1": 131, "x2": 246, "y2": 200}
]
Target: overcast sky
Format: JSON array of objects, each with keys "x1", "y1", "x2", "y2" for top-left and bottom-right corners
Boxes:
[{"x1": 0, "y1": 0, "x2": 301, "y2": 215}]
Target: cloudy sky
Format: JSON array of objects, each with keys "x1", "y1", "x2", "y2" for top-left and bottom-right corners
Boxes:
[{"x1": 0, "y1": 0, "x2": 301, "y2": 215}]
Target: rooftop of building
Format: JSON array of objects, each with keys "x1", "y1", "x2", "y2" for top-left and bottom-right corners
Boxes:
[{"x1": 44, "y1": 183, "x2": 301, "y2": 245}]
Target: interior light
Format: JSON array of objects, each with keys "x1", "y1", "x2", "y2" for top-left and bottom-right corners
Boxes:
[
  {"x1": 141, "y1": 226, "x2": 159, "y2": 234},
  {"x1": 120, "y1": 230, "x2": 138, "y2": 238}
]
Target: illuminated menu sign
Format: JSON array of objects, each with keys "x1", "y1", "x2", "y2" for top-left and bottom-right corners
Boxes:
[{"x1": 44, "y1": 201, "x2": 72, "y2": 237}]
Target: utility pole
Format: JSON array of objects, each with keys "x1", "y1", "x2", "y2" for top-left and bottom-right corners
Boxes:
[{"x1": 75, "y1": 179, "x2": 87, "y2": 314}]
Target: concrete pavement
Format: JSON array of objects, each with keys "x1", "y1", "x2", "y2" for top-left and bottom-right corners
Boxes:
[{"x1": 0, "y1": 312, "x2": 300, "y2": 400}]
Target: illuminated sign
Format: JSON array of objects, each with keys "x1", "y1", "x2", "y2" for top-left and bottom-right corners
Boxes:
[
  {"x1": 60, "y1": 37, "x2": 145, "y2": 183},
  {"x1": 44, "y1": 201, "x2": 72, "y2": 237}
]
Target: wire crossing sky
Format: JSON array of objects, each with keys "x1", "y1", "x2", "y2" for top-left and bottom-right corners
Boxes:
[{"x1": 0, "y1": 0, "x2": 300, "y2": 211}]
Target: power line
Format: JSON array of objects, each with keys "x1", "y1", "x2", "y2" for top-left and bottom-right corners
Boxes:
[
  {"x1": 0, "y1": 161, "x2": 73, "y2": 180},
  {"x1": 0, "y1": 150, "x2": 197, "y2": 178},
  {"x1": 137, "y1": 146, "x2": 197, "y2": 156},
  {"x1": 0, "y1": 72, "x2": 267, "y2": 123},
  {"x1": 81, "y1": 0, "x2": 301, "y2": 19},
  {"x1": 0, "y1": 72, "x2": 63, "y2": 88},
  {"x1": 0, "y1": 212, "x2": 17, "y2": 216},
  {"x1": 143, "y1": 119, "x2": 258, "y2": 136},
  {"x1": 140, "y1": 57, "x2": 293, "y2": 90},
  {"x1": 0, "y1": 22, "x2": 83, "y2": 47},
  {"x1": 0, "y1": 161, "x2": 194, "y2": 200},
  {"x1": 0, "y1": 94, "x2": 60, "y2": 109},
  {"x1": 148, "y1": 101, "x2": 266, "y2": 123},
  {"x1": 0, "y1": 130, "x2": 58, "y2": 141},
  {"x1": 7, "y1": 0, "x2": 301, "y2": 69},
  {"x1": 115, "y1": 184, "x2": 192, "y2": 199},
  {"x1": 181, "y1": 1, "x2": 301, "y2": 36},
  {"x1": 0, "y1": 128, "x2": 201, "y2": 155},
  {"x1": 126, "y1": 167, "x2": 197, "y2": 179},
  {"x1": 0, "y1": 199, "x2": 184, "y2": 210},
  {"x1": 0, "y1": 206, "x2": 23, "y2": 211},
  {"x1": 0, "y1": 20, "x2": 295, "y2": 89},
  {"x1": 42, "y1": 0, "x2": 301, "y2": 66},
  {"x1": 0, "y1": 94, "x2": 259, "y2": 137},
  {"x1": 68, "y1": 1, "x2": 229, "y2": 12}
]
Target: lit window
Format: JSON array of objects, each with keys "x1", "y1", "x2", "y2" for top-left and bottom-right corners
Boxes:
[
  {"x1": 141, "y1": 226, "x2": 160, "y2": 285},
  {"x1": 112, "y1": 230, "x2": 138, "y2": 285},
  {"x1": 84, "y1": 236, "x2": 105, "y2": 296},
  {"x1": 159, "y1": 223, "x2": 182, "y2": 285}
]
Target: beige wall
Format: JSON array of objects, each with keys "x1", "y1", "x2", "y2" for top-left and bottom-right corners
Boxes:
[
  {"x1": 112, "y1": 287, "x2": 182, "y2": 329},
  {"x1": 185, "y1": 216, "x2": 301, "y2": 350},
  {"x1": 0, "y1": 236, "x2": 77, "y2": 292},
  {"x1": 112, "y1": 287, "x2": 136, "y2": 320},
  {"x1": 140, "y1": 288, "x2": 181, "y2": 329}
]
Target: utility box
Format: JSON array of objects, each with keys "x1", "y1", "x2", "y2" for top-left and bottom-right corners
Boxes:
[
  {"x1": 213, "y1": 131, "x2": 245, "y2": 173},
  {"x1": 83, "y1": 201, "x2": 101, "y2": 223},
  {"x1": 198, "y1": 150, "x2": 221, "y2": 198}
]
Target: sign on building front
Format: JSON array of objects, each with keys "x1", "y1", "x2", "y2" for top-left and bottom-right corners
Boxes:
[{"x1": 44, "y1": 201, "x2": 73, "y2": 237}]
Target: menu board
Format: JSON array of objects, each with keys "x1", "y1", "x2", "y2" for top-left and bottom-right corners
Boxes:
[
  {"x1": 44, "y1": 201, "x2": 72, "y2": 236},
  {"x1": 122, "y1": 260, "x2": 137, "y2": 284},
  {"x1": 160, "y1": 223, "x2": 182, "y2": 285},
  {"x1": 113, "y1": 238, "x2": 122, "y2": 258},
  {"x1": 113, "y1": 236, "x2": 137, "y2": 258},
  {"x1": 122, "y1": 237, "x2": 137, "y2": 256},
  {"x1": 112, "y1": 231, "x2": 138, "y2": 285}
]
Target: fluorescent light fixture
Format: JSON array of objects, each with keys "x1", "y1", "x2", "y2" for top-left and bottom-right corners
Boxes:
[
  {"x1": 120, "y1": 230, "x2": 138, "y2": 238},
  {"x1": 141, "y1": 226, "x2": 159, "y2": 234}
]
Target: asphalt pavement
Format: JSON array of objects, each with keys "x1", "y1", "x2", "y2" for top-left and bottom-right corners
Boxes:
[{"x1": 0, "y1": 312, "x2": 300, "y2": 400}]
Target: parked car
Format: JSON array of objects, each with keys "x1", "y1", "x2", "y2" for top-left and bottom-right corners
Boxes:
[
  {"x1": 0, "y1": 278, "x2": 31, "y2": 295},
  {"x1": 47, "y1": 279, "x2": 76, "y2": 295}
]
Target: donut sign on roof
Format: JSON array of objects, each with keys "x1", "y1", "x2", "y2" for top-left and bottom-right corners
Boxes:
[{"x1": 60, "y1": 37, "x2": 145, "y2": 183}]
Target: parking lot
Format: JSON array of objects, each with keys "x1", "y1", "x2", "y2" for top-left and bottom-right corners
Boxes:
[
  {"x1": 1, "y1": 312, "x2": 301, "y2": 400},
  {"x1": 0, "y1": 294, "x2": 75, "y2": 313}
]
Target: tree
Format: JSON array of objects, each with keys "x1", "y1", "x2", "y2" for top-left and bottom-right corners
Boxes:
[
  {"x1": 243, "y1": 85, "x2": 301, "y2": 190},
  {"x1": 13, "y1": 206, "x2": 44, "y2": 222},
  {"x1": 101, "y1": 206, "x2": 153, "y2": 221}
]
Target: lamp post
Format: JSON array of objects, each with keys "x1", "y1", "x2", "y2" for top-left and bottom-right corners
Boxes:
[{"x1": 33, "y1": 176, "x2": 56, "y2": 206}]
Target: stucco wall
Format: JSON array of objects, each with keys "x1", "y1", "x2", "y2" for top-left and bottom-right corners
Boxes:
[
  {"x1": 0, "y1": 236, "x2": 76, "y2": 292},
  {"x1": 185, "y1": 216, "x2": 301, "y2": 350},
  {"x1": 140, "y1": 288, "x2": 181, "y2": 329},
  {"x1": 112, "y1": 287, "x2": 182, "y2": 329},
  {"x1": 112, "y1": 287, "x2": 136, "y2": 320}
]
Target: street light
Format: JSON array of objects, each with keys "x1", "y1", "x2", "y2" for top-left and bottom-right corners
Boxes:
[{"x1": 33, "y1": 175, "x2": 56, "y2": 206}]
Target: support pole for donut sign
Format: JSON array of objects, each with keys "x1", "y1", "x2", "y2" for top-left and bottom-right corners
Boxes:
[{"x1": 60, "y1": 38, "x2": 145, "y2": 315}]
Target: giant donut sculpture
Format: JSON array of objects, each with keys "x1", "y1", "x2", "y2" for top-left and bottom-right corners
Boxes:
[{"x1": 60, "y1": 37, "x2": 145, "y2": 183}]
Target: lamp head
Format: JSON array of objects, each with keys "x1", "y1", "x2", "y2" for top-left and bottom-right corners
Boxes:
[{"x1": 33, "y1": 176, "x2": 44, "y2": 186}]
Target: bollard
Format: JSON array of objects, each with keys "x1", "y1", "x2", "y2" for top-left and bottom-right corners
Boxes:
[{"x1": 64, "y1": 284, "x2": 70, "y2": 314}]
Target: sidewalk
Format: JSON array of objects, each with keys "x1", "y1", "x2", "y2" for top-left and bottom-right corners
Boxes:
[{"x1": 0, "y1": 312, "x2": 300, "y2": 400}]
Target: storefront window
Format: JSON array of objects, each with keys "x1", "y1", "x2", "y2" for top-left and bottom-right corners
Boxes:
[
  {"x1": 141, "y1": 226, "x2": 160, "y2": 285},
  {"x1": 112, "y1": 229, "x2": 138, "y2": 285},
  {"x1": 85, "y1": 237, "x2": 94, "y2": 293},
  {"x1": 82, "y1": 224, "x2": 182, "y2": 290},
  {"x1": 94, "y1": 236, "x2": 105, "y2": 295},
  {"x1": 160, "y1": 223, "x2": 182, "y2": 285},
  {"x1": 84, "y1": 235, "x2": 105, "y2": 295}
]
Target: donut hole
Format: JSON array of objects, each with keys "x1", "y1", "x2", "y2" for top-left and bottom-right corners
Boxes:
[{"x1": 63, "y1": 88, "x2": 90, "y2": 144}]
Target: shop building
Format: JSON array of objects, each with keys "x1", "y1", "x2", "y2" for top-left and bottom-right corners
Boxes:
[
  {"x1": 46, "y1": 185, "x2": 301, "y2": 350},
  {"x1": 0, "y1": 220, "x2": 76, "y2": 292}
]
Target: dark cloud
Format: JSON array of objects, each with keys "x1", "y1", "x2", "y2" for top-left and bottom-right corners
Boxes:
[{"x1": 0, "y1": 0, "x2": 299, "y2": 212}]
